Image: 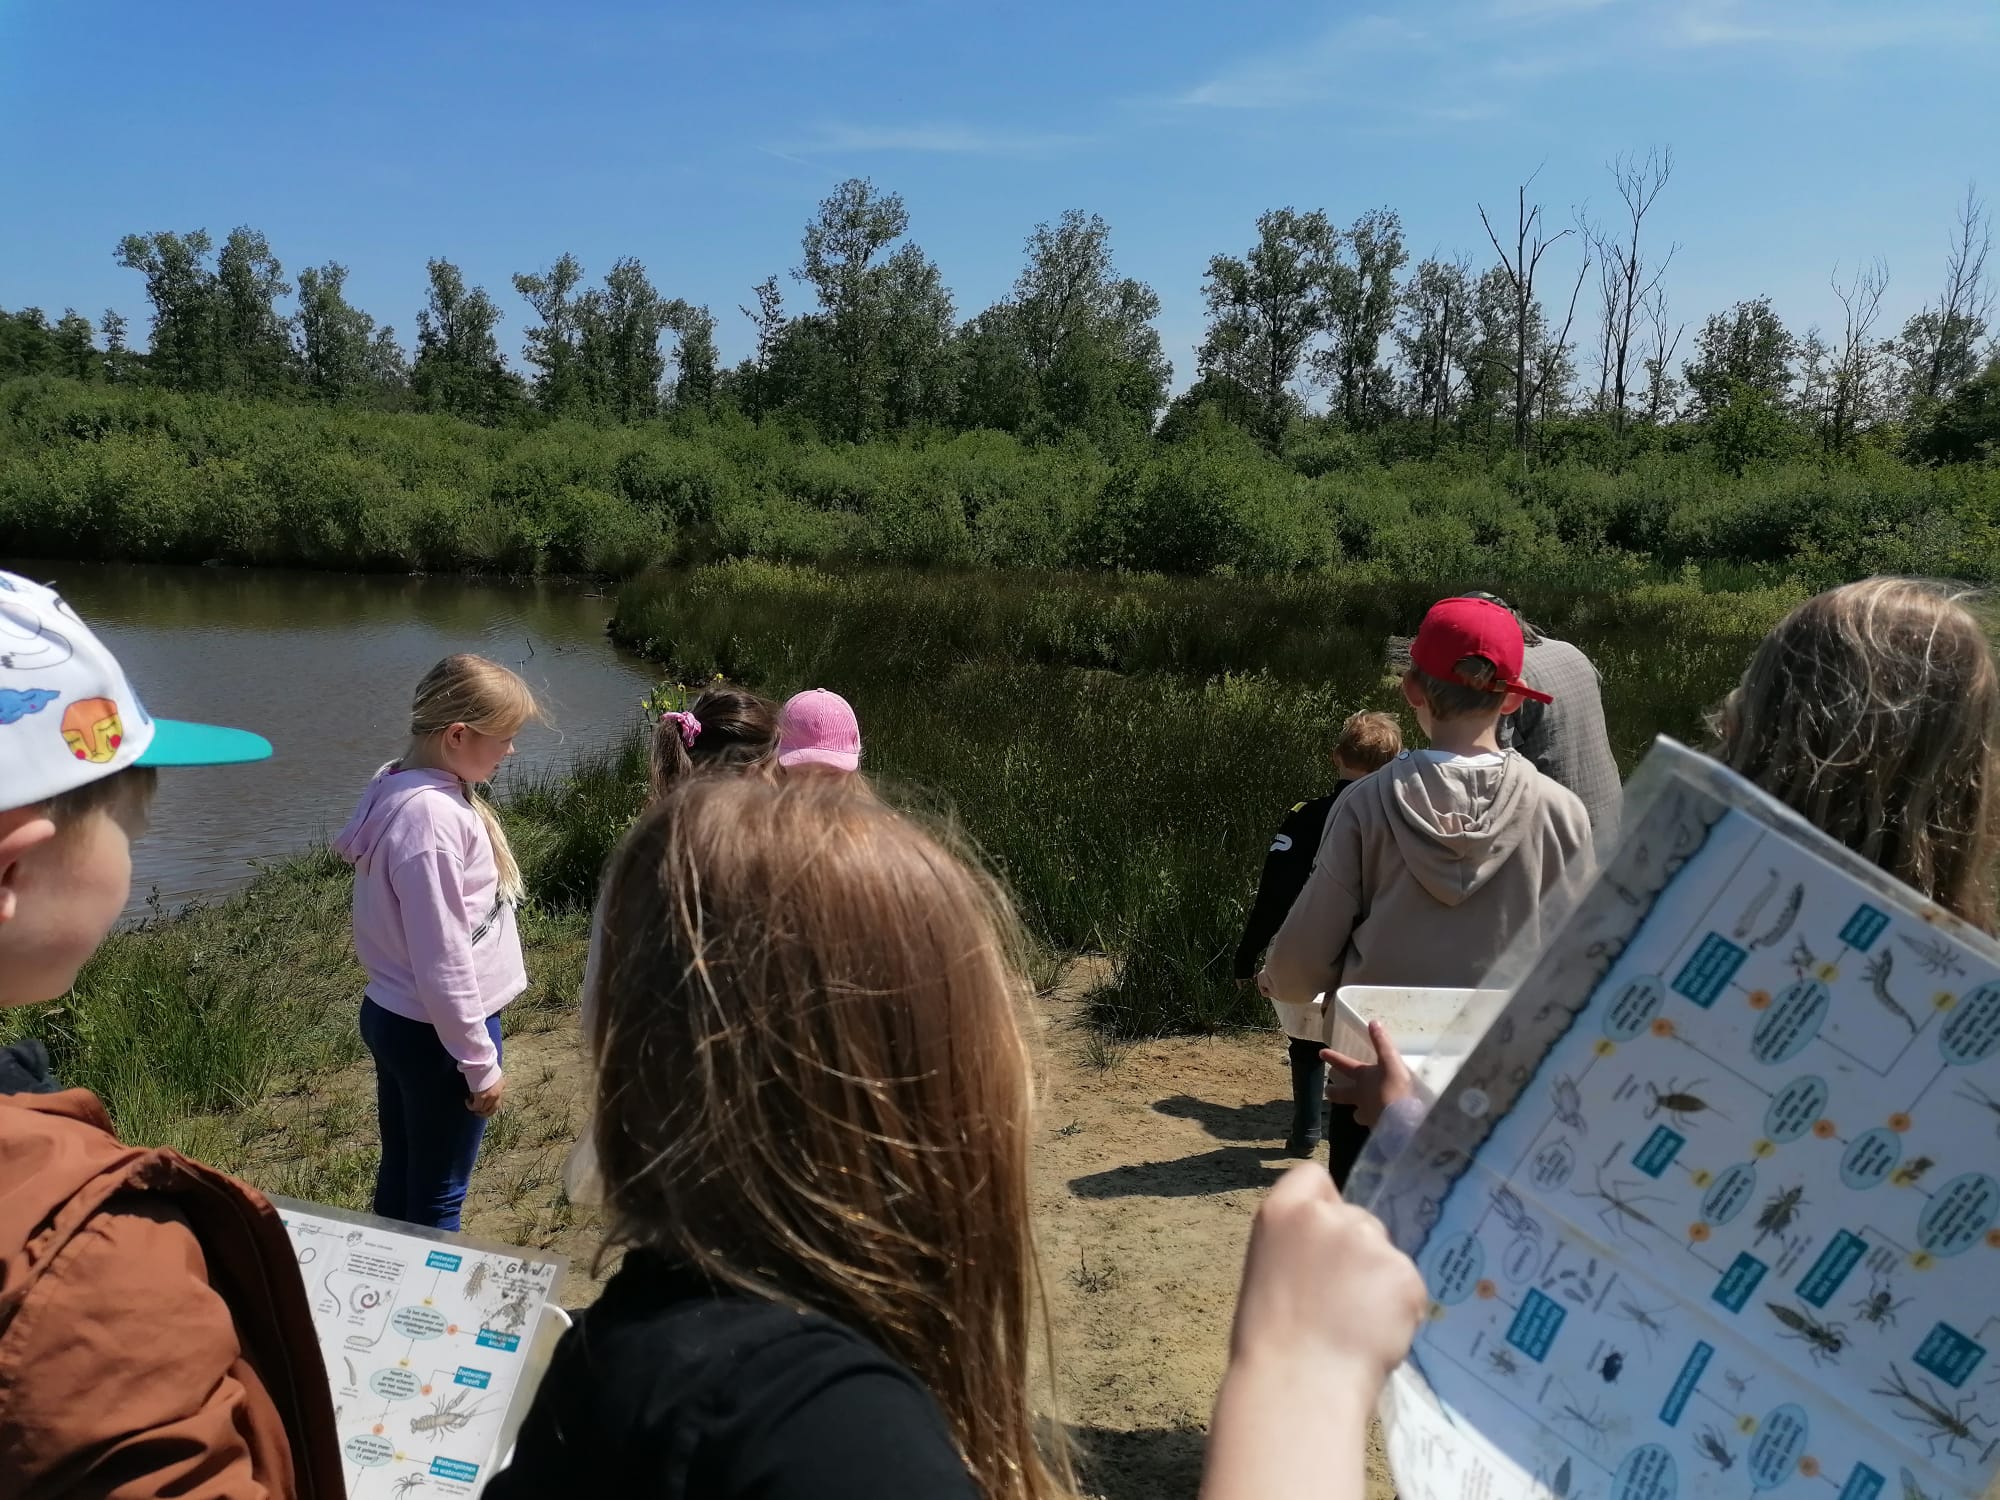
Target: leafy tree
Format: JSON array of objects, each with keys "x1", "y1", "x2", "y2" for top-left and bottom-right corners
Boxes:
[
  {"x1": 735, "y1": 276, "x2": 787, "y2": 419},
  {"x1": 1396, "y1": 257, "x2": 1473, "y2": 451},
  {"x1": 575, "y1": 258, "x2": 670, "y2": 422},
  {"x1": 1909, "y1": 356, "x2": 2000, "y2": 464},
  {"x1": 214, "y1": 228, "x2": 291, "y2": 394},
  {"x1": 99, "y1": 309, "x2": 136, "y2": 383},
  {"x1": 666, "y1": 299, "x2": 719, "y2": 412},
  {"x1": 793, "y1": 178, "x2": 938, "y2": 440},
  {"x1": 296, "y1": 262, "x2": 385, "y2": 401},
  {"x1": 50, "y1": 310, "x2": 97, "y2": 382},
  {"x1": 412, "y1": 259, "x2": 519, "y2": 424},
  {"x1": 515, "y1": 253, "x2": 588, "y2": 416},
  {"x1": 1317, "y1": 208, "x2": 1406, "y2": 427},
  {"x1": 1684, "y1": 297, "x2": 1796, "y2": 416},
  {"x1": 115, "y1": 230, "x2": 220, "y2": 390},
  {"x1": 955, "y1": 211, "x2": 1168, "y2": 444},
  {"x1": 1199, "y1": 208, "x2": 1337, "y2": 445}
]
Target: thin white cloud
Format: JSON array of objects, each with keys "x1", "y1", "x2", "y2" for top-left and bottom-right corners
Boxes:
[
  {"x1": 1489, "y1": 0, "x2": 1619, "y2": 19},
  {"x1": 1663, "y1": 0, "x2": 1989, "y2": 50},
  {"x1": 1173, "y1": 14, "x2": 1428, "y2": 109},
  {"x1": 777, "y1": 121, "x2": 1088, "y2": 155}
]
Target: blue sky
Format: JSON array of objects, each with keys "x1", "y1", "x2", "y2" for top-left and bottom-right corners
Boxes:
[{"x1": 1, "y1": 0, "x2": 1994, "y2": 390}]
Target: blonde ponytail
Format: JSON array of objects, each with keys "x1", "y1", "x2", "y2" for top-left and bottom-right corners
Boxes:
[{"x1": 407, "y1": 654, "x2": 541, "y2": 904}]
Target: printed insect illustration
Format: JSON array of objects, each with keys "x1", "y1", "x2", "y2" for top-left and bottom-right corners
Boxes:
[
  {"x1": 1577, "y1": 1169, "x2": 1669, "y2": 1242},
  {"x1": 1900, "y1": 1465, "x2": 1940, "y2": 1500},
  {"x1": 1955, "y1": 1080, "x2": 2000, "y2": 1138},
  {"x1": 1551, "y1": 1075, "x2": 1587, "y2": 1135},
  {"x1": 1490, "y1": 1185, "x2": 1543, "y2": 1242},
  {"x1": 392, "y1": 1476, "x2": 428, "y2": 1498},
  {"x1": 1540, "y1": 1457, "x2": 1574, "y2": 1500},
  {"x1": 463, "y1": 1259, "x2": 490, "y2": 1299},
  {"x1": 342, "y1": 1356, "x2": 357, "y2": 1388},
  {"x1": 1766, "y1": 1301, "x2": 1847, "y2": 1365},
  {"x1": 1544, "y1": 1254, "x2": 1602, "y2": 1305},
  {"x1": 1753, "y1": 1183, "x2": 1807, "y2": 1246},
  {"x1": 1899, "y1": 932, "x2": 1968, "y2": 980},
  {"x1": 1892, "y1": 1155, "x2": 1937, "y2": 1188},
  {"x1": 1862, "y1": 950, "x2": 1920, "y2": 1034},
  {"x1": 1487, "y1": 1346, "x2": 1521, "y2": 1378},
  {"x1": 1612, "y1": 1297, "x2": 1671, "y2": 1350},
  {"x1": 1723, "y1": 1369, "x2": 1754, "y2": 1399},
  {"x1": 1644, "y1": 1077, "x2": 1727, "y2": 1129},
  {"x1": 1749, "y1": 883, "x2": 1803, "y2": 950},
  {"x1": 1790, "y1": 935, "x2": 1820, "y2": 976},
  {"x1": 409, "y1": 1389, "x2": 488, "y2": 1444},
  {"x1": 1694, "y1": 1425, "x2": 1737, "y2": 1472},
  {"x1": 1871, "y1": 1363, "x2": 2000, "y2": 1463},
  {"x1": 1733, "y1": 869, "x2": 1780, "y2": 940},
  {"x1": 1598, "y1": 1349, "x2": 1625, "y2": 1383},
  {"x1": 1553, "y1": 1391, "x2": 1615, "y2": 1451},
  {"x1": 492, "y1": 1288, "x2": 532, "y2": 1333},
  {"x1": 1853, "y1": 1275, "x2": 1911, "y2": 1329}
]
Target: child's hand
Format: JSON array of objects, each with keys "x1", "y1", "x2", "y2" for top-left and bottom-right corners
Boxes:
[
  {"x1": 1323, "y1": 1019, "x2": 1413, "y2": 1127},
  {"x1": 467, "y1": 1075, "x2": 506, "y2": 1117},
  {"x1": 1226, "y1": 1163, "x2": 1426, "y2": 1389}
]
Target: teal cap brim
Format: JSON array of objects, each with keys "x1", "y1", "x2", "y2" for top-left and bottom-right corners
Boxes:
[{"x1": 135, "y1": 718, "x2": 274, "y2": 768}]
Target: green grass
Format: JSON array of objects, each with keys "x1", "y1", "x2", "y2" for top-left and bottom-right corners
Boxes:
[{"x1": 614, "y1": 561, "x2": 1802, "y2": 1035}]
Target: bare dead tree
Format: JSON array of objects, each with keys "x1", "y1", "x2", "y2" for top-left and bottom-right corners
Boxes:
[
  {"x1": 1480, "y1": 169, "x2": 1577, "y2": 459},
  {"x1": 1533, "y1": 253, "x2": 1591, "y2": 435},
  {"x1": 1641, "y1": 285, "x2": 1686, "y2": 423},
  {"x1": 1827, "y1": 258, "x2": 1889, "y2": 451},
  {"x1": 1598, "y1": 149, "x2": 1677, "y2": 434},
  {"x1": 1911, "y1": 183, "x2": 1994, "y2": 408}
]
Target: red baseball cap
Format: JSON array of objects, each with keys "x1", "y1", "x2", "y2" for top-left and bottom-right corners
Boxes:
[{"x1": 1409, "y1": 597, "x2": 1553, "y2": 705}]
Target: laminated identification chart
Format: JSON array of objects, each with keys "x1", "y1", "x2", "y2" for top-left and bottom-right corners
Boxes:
[
  {"x1": 1360, "y1": 740, "x2": 2000, "y2": 1500},
  {"x1": 274, "y1": 1198, "x2": 564, "y2": 1499}
]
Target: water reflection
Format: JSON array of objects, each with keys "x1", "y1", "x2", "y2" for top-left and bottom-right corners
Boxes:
[{"x1": 26, "y1": 562, "x2": 658, "y2": 917}]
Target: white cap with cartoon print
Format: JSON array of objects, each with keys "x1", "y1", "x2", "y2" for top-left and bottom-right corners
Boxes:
[{"x1": 1, "y1": 567, "x2": 272, "y2": 808}]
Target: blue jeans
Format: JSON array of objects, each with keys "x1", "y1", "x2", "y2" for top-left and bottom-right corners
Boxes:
[{"x1": 360, "y1": 997, "x2": 502, "y2": 1232}]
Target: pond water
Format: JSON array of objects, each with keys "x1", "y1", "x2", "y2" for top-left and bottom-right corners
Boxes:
[{"x1": 26, "y1": 562, "x2": 659, "y2": 918}]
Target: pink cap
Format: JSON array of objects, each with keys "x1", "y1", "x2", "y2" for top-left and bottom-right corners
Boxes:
[{"x1": 776, "y1": 689, "x2": 862, "y2": 772}]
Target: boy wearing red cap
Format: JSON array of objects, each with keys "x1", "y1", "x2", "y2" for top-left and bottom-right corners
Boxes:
[{"x1": 1260, "y1": 597, "x2": 1593, "y2": 1177}]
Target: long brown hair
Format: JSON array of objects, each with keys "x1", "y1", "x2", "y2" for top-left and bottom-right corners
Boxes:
[
  {"x1": 588, "y1": 776, "x2": 1072, "y2": 1500},
  {"x1": 648, "y1": 683, "x2": 778, "y2": 803},
  {"x1": 407, "y1": 654, "x2": 540, "y2": 902},
  {"x1": 1714, "y1": 577, "x2": 2000, "y2": 930}
]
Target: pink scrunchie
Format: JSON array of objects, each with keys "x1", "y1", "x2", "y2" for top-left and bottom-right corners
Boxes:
[{"x1": 662, "y1": 710, "x2": 701, "y2": 748}]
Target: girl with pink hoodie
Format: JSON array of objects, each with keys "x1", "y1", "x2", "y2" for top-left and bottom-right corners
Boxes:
[{"x1": 334, "y1": 655, "x2": 540, "y2": 1231}]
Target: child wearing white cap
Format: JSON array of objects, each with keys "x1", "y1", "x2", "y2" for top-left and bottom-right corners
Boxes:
[{"x1": 0, "y1": 569, "x2": 341, "y2": 1497}]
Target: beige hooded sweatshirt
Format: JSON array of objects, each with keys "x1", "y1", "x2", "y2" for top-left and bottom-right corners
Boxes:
[{"x1": 1263, "y1": 749, "x2": 1594, "y2": 1040}]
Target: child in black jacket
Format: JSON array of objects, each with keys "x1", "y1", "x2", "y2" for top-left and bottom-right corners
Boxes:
[{"x1": 1233, "y1": 711, "x2": 1402, "y2": 1158}]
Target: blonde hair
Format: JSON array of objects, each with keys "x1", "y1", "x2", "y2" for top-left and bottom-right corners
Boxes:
[
  {"x1": 1335, "y1": 709, "x2": 1403, "y2": 773},
  {"x1": 1714, "y1": 577, "x2": 2000, "y2": 931},
  {"x1": 407, "y1": 654, "x2": 540, "y2": 903},
  {"x1": 588, "y1": 776, "x2": 1073, "y2": 1500}
]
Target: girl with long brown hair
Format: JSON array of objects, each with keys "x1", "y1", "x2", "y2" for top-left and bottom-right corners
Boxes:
[{"x1": 333, "y1": 653, "x2": 540, "y2": 1231}]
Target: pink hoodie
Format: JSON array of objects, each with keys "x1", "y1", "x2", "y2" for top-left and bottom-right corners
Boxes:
[{"x1": 332, "y1": 765, "x2": 525, "y2": 1092}]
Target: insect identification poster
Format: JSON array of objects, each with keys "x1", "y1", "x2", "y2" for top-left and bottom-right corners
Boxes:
[
  {"x1": 273, "y1": 1197, "x2": 565, "y2": 1499},
  {"x1": 1352, "y1": 738, "x2": 2000, "y2": 1500}
]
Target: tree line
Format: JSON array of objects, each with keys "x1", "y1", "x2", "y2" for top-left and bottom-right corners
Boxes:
[{"x1": 1, "y1": 159, "x2": 1995, "y2": 467}]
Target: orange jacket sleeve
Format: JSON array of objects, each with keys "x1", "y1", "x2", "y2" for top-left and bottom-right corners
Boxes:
[{"x1": 0, "y1": 1197, "x2": 301, "y2": 1500}]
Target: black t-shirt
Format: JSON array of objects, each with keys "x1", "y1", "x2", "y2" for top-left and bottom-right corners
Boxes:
[
  {"x1": 487, "y1": 1250, "x2": 978, "y2": 1500},
  {"x1": 1232, "y1": 789, "x2": 1343, "y2": 979}
]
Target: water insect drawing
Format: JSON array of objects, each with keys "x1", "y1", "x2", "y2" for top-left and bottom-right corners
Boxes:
[
  {"x1": 1598, "y1": 1349, "x2": 1625, "y2": 1383},
  {"x1": 1733, "y1": 869, "x2": 1779, "y2": 940},
  {"x1": 1489, "y1": 1185, "x2": 1543, "y2": 1242},
  {"x1": 1892, "y1": 1155, "x2": 1936, "y2": 1188},
  {"x1": 1487, "y1": 1346, "x2": 1520, "y2": 1378},
  {"x1": 1577, "y1": 1169, "x2": 1669, "y2": 1243},
  {"x1": 1695, "y1": 1425, "x2": 1737, "y2": 1472},
  {"x1": 1898, "y1": 932, "x2": 1967, "y2": 980},
  {"x1": 392, "y1": 1476, "x2": 427, "y2": 1498},
  {"x1": 1723, "y1": 1369, "x2": 1753, "y2": 1399},
  {"x1": 463, "y1": 1259, "x2": 490, "y2": 1299},
  {"x1": 1766, "y1": 1301, "x2": 1847, "y2": 1365},
  {"x1": 1863, "y1": 950, "x2": 1919, "y2": 1034},
  {"x1": 409, "y1": 1389, "x2": 488, "y2": 1444},
  {"x1": 1956, "y1": 1080, "x2": 2000, "y2": 1138},
  {"x1": 1644, "y1": 1077, "x2": 1726, "y2": 1129},
  {"x1": 1853, "y1": 1276, "x2": 1910, "y2": 1329},
  {"x1": 1551, "y1": 1075, "x2": 1587, "y2": 1135},
  {"x1": 1871, "y1": 1364, "x2": 2000, "y2": 1463},
  {"x1": 1613, "y1": 1297, "x2": 1671, "y2": 1350},
  {"x1": 1749, "y1": 883, "x2": 1803, "y2": 949},
  {"x1": 1553, "y1": 1391, "x2": 1615, "y2": 1451},
  {"x1": 1753, "y1": 1183, "x2": 1807, "y2": 1246}
]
